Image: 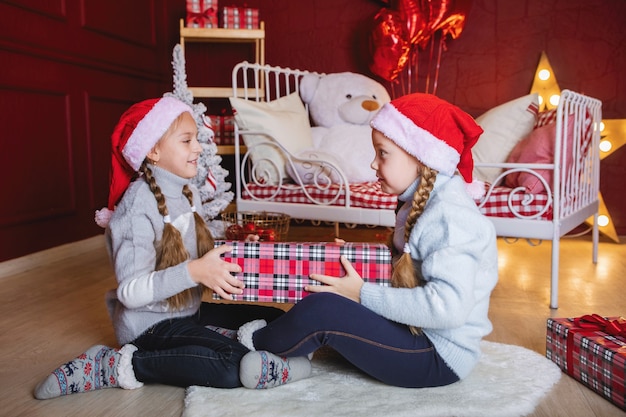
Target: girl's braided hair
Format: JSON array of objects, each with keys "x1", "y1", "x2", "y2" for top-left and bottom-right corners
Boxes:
[
  {"x1": 389, "y1": 165, "x2": 437, "y2": 334},
  {"x1": 138, "y1": 114, "x2": 214, "y2": 310}
]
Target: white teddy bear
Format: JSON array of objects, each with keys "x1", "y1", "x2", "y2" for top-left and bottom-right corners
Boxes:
[{"x1": 291, "y1": 72, "x2": 391, "y2": 184}]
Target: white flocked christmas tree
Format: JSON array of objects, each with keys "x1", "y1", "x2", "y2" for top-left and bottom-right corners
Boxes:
[{"x1": 164, "y1": 44, "x2": 233, "y2": 238}]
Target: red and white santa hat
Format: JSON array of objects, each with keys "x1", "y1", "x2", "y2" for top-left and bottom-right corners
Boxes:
[
  {"x1": 94, "y1": 96, "x2": 193, "y2": 228},
  {"x1": 370, "y1": 93, "x2": 485, "y2": 199}
]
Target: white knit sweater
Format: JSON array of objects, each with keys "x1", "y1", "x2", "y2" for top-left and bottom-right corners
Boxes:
[{"x1": 360, "y1": 174, "x2": 498, "y2": 379}]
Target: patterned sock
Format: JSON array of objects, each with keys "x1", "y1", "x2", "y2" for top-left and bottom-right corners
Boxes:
[
  {"x1": 34, "y1": 344, "x2": 143, "y2": 400},
  {"x1": 206, "y1": 324, "x2": 238, "y2": 339},
  {"x1": 34, "y1": 345, "x2": 121, "y2": 399},
  {"x1": 239, "y1": 351, "x2": 311, "y2": 389}
]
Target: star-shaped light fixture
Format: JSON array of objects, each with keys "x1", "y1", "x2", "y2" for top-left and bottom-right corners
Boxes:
[{"x1": 530, "y1": 51, "x2": 624, "y2": 243}]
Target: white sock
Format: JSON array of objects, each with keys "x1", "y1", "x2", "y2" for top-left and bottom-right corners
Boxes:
[
  {"x1": 237, "y1": 319, "x2": 267, "y2": 351},
  {"x1": 239, "y1": 351, "x2": 311, "y2": 389}
]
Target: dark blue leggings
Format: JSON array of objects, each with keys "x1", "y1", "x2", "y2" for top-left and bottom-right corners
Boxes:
[
  {"x1": 252, "y1": 293, "x2": 459, "y2": 388},
  {"x1": 131, "y1": 302, "x2": 284, "y2": 388}
]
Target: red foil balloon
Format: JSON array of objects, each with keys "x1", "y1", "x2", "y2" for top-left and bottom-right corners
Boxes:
[
  {"x1": 368, "y1": 9, "x2": 411, "y2": 81},
  {"x1": 395, "y1": 0, "x2": 428, "y2": 46},
  {"x1": 433, "y1": 0, "x2": 471, "y2": 39}
]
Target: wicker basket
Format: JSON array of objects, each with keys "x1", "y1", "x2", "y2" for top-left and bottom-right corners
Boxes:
[{"x1": 221, "y1": 211, "x2": 290, "y2": 241}]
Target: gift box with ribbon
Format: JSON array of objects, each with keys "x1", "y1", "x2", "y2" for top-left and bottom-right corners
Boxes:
[
  {"x1": 206, "y1": 114, "x2": 235, "y2": 145},
  {"x1": 186, "y1": 0, "x2": 218, "y2": 28},
  {"x1": 213, "y1": 241, "x2": 392, "y2": 303},
  {"x1": 220, "y1": 6, "x2": 259, "y2": 29},
  {"x1": 546, "y1": 315, "x2": 626, "y2": 411}
]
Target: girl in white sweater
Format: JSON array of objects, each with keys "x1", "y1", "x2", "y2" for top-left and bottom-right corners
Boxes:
[
  {"x1": 237, "y1": 93, "x2": 498, "y2": 388},
  {"x1": 34, "y1": 97, "x2": 310, "y2": 399}
]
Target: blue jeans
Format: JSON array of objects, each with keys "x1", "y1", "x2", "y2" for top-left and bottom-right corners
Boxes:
[
  {"x1": 131, "y1": 302, "x2": 284, "y2": 388},
  {"x1": 252, "y1": 293, "x2": 459, "y2": 388}
]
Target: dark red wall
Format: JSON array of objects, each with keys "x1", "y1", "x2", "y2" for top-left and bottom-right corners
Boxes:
[
  {"x1": 0, "y1": 0, "x2": 180, "y2": 261},
  {"x1": 1, "y1": 0, "x2": 624, "y2": 261},
  {"x1": 224, "y1": 0, "x2": 626, "y2": 237}
]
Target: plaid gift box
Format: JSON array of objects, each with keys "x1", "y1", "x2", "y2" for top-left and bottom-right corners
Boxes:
[
  {"x1": 546, "y1": 315, "x2": 626, "y2": 410},
  {"x1": 221, "y1": 6, "x2": 259, "y2": 29},
  {"x1": 206, "y1": 114, "x2": 235, "y2": 145},
  {"x1": 186, "y1": 0, "x2": 218, "y2": 28},
  {"x1": 213, "y1": 241, "x2": 391, "y2": 303},
  {"x1": 222, "y1": 115, "x2": 235, "y2": 144}
]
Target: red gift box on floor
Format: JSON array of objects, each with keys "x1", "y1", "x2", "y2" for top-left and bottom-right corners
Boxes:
[
  {"x1": 213, "y1": 241, "x2": 391, "y2": 303},
  {"x1": 186, "y1": 0, "x2": 218, "y2": 28},
  {"x1": 546, "y1": 315, "x2": 626, "y2": 411},
  {"x1": 220, "y1": 6, "x2": 259, "y2": 29}
]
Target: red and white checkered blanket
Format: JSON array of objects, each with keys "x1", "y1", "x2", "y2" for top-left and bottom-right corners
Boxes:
[{"x1": 242, "y1": 181, "x2": 553, "y2": 220}]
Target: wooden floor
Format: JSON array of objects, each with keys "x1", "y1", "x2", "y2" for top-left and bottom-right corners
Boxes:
[{"x1": 1, "y1": 222, "x2": 625, "y2": 417}]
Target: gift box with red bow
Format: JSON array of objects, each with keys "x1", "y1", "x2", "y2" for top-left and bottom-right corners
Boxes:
[
  {"x1": 546, "y1": 315, "x2": 626, "y2": 411},
  {"x1": 213, "y1": 241, "x2": 391, "y2": 303},
  {"x1": 186, "y1": 0, "x2": 218, "y2": 28},
  {"x1": 220, "y1": 6, "x2": 259, "y2": 29}
]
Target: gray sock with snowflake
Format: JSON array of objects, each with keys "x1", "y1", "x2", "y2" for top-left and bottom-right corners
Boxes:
[
  {"x1": 34, "y1": 344, "x2": 143, "y2": 400},
  {"x1": 239, "y1": 351, "x2": 311, "y2": 389}
]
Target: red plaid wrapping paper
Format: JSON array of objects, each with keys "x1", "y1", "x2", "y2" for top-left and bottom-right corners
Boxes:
[
  {"x1": 546, "y1": 316, "x2": 626, "y2": 410},
  {"x1": 186, "y1": 0, "x2": 218, "y2": 28},
  {"x1": 221, "y1": 6, "x2": 259, "y2": 29},
  {"x1": 213, "y1": 241, "x2": 391, "y2": 303}
]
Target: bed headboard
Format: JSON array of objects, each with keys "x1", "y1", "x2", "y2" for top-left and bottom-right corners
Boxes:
[{"x1": 231, "y1": 61, "x2": 322, "y2": 103}]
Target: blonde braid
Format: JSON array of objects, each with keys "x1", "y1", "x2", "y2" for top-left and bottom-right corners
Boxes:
[
  {"x1": 390, "y1": 166, "x2": 437, "y2": 335},
  {"x1": 182, "y1": 185, "x2": 215, "y2": 257},
  {"x1": 141, "y1": 161, "x2": 195, "y2": 310},
  {"x1": 182, "y1": 185, "x2": 215, "y2": 298}
]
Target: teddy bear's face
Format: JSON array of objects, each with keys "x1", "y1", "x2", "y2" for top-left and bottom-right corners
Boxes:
[
  {"x1": 300, "y1": 72, "x2": 391, "y2": 128},
  {"x1": 337, "y1": 93, "x2": 386, "y2": 125}
]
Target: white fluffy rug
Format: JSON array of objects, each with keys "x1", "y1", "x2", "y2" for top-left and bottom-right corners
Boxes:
[{"x1": 182, "y1": 341, "x2": 561, "y2": 417}]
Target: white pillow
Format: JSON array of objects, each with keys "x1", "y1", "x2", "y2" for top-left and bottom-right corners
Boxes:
[
  {"x1": 472, "y1": 94, "x2": 539, "y2": 184},
  {"x1": 286, "y1": 149, "x2": 343, "y2": 184},
  {"x1": 229, "y1": 93, "x2": 313, "y2": 184}
]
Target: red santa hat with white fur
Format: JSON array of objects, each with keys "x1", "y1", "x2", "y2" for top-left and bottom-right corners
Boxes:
[
  {"x1": 94, "y1": 96, "x2": 193, "y2": 228},
  {"x1": 370, "y1": 93, "x2": 485, "y2": 199}
]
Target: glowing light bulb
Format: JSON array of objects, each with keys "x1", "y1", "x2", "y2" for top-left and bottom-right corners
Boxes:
[
  {"x1": 598, "y1": 215, "x2": 610, "y2": 227},
  {"x1": 599, "y1": 140, "x2": 612, "y2": 153},
  {"x1": 549, "y1": 94, "x2": 560, "y2": 107},
  {"x1": 600, "y1": 121, "x2": 605, "y2": 131},
  {"x1": 538, "y1": 95, "x2": 544, "y2": 106},
  {"x1": 538, "y1": 69, "x2": 551, "y2": 80}
]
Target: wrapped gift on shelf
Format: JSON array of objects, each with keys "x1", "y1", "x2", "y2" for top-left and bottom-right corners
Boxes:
[
  {"x1": 213, "y1": 241, "x2": 391, "y2": 303},
  {"x1": 206, "y1": 114, "x2": 235, "y2": 145},
  {"x1": 220, "y1": 6, "x2": 259, "y2": 29},
  {"x1": 546, "y1": 315, "x2": 626, "y2": 411},
  {"x1": 186, "y1": 0, "x2": 218, "y2": 28},
  {"x1": 222, "y1": 115, "x2": 235, "y2": 145}
]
